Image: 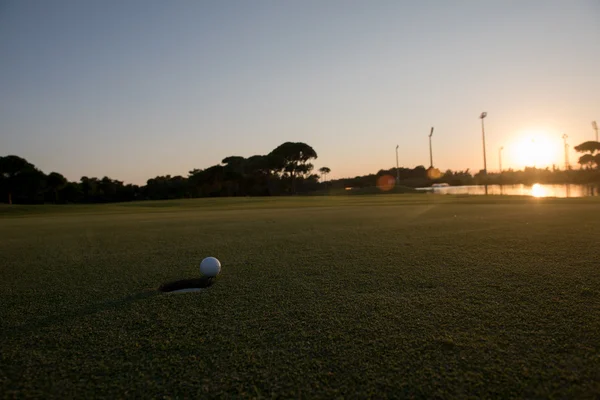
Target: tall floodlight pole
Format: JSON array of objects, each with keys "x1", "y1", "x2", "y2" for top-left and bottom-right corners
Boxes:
[
  {"x1": 395, "y1": 145, "x2": 400, "y2": 183},
  {"x1": 480, "y1": 112, "x2": 488, "y2": 195},
  {"x1": 562, "y1": 134, "x2": 569, "y2": 170},
  {"x1": 593, "y1": 121, "x2": 598, "y2": 142},
  {"x1": 428, "y1": 127, "x2": 434, "y2": 168},
  {"x1": 498, "y1": 146, "x2": 504, "y2": 195}
]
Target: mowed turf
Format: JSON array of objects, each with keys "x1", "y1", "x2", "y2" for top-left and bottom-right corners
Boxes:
[{"x1": 1, "y1": 195, "x2": 599, "y2": 398}]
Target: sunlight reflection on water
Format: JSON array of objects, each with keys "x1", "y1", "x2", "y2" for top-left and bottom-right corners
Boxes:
[
  {"x1": 531, "y1": 183, "x2": 546, "y2": 197},
  {"x1": 416, "y1": 184, "x2": 599, "y2": 198}
]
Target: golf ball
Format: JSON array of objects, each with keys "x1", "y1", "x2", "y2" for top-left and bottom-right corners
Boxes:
[{"x1": 200, "y1": 257, "x2": 221, "y2": 277}]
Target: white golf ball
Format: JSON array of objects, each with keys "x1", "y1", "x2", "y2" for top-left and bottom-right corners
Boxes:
[{"x1": 200, "y1": 257, "x2": 221, "y2": 277}]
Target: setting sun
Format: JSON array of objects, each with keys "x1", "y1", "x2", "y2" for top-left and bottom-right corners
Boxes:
[{"x1": 511, "y1": 131, "x2": 559, "y2": 169}]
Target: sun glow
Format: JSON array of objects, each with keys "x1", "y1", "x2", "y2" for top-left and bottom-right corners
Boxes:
[
  {"x1": 531, "y1": 183, "x2": 546, "y2": 197},
  {"x1": 512, "y1": 130, "x2": 559, "y2": 169}
]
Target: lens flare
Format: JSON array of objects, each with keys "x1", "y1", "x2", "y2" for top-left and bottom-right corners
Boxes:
[
  {"x1": 377, "y1": 174, "x2": 396, "y2": 191},
  {"x1": 427, "y1": 167, "x2": 442, "y2": 180}
]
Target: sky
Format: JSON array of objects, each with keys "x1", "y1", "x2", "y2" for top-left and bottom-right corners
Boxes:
[{"x1": 1, "y1": 0, "x2": 599, "y2": 184}]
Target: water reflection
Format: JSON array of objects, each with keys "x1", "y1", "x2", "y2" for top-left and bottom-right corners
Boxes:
[
  {"x1": 416, "y1": 184, "x2": 599, "y2": 198},
  {"x1": 531, "y1": 183, "x2": 546, "y2": 198}
]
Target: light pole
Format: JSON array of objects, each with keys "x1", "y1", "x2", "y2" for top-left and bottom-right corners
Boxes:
[
  {"x1": 593, "y1": 121, "x2": 598, "y2": 142},
  {"x1": 480, "y1": 112, "x2": 488, "y2": 195},
  {"x1": 499, "y1": 146, "x2": 504, "y2": 172},
  {"x1": 428, "y1": 127, "x2": 434, "y2": 168},
  {"x1": 563, "y1": 133, "x2": 571, "y2": 197},
  {"x1": 562, "y1": 134, "x2": 569, "y2": 170},
  {"x1": 498, "y1": 146, "x2": 504, "y2": 195},
  {"x1": 531, "y1": 138, "x2": 537, "y2": 168},
  {"x1": 395, "y1": 145, "x2": 400, "y2": 183}
]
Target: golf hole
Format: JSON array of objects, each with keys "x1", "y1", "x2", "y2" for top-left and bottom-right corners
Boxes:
[{"x1": 159, "y1": 277, "x2": 215, "y2": 294}]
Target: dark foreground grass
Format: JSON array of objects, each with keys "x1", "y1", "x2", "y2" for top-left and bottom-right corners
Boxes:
[{"x1": 1, "y1": 195, "x2": 599, "y2": 398}]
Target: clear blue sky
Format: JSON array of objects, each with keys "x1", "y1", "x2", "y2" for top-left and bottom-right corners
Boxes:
[{"x1": 1, "y1": 0, "x2": 599, "y2": 184}]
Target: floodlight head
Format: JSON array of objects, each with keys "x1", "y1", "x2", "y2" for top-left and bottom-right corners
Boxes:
[
  {"x1": 429, "y1": 127, "x2": 434, "y2": 137},
  {"x1": 593, "y1": 121, "x2": 598, "y2": 130},
  {"x1": 396, "y1": 144, "x2": 399, "y2": 149},
  {"x1": 562, "y1": 133, "x2": 568, "y2": 139},
  {"x1": 480, "y1": 112, "x2": 487, "y2": 119}
]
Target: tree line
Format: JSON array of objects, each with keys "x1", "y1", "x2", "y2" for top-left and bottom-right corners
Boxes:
[
  {"x1": 0, "y1": 142, "x2": 325, "y2": 204},
  {"x1": 321, "y1": 140, "x2": 600, "y2": 191},
  {"x1": 1, "y1": 140, "x2": 599, "y2": 204}
]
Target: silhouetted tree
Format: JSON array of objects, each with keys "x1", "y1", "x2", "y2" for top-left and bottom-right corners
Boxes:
[
  {"x1": 574, "y1": 141, "x2": 600, "y2": 154},
  {"x1": 61, "y1": 182, "x2": 84, "y2": 203},
  {"x1": 47, "y1": 172, "x2": 67, "y2": 203},
  {"x1": 221, "y1": 156, "x2": 246, "y2": 196},
  {"x1": 269, "y1": 142, "x2": 317, "y2": 193},
  {"x1": 145, "y1": 175, "x2": 188, "y2": 200},
  {"x1": 574, "y1": 141, "x2": 600, "y2": 169},
  {"x1": 0, "y1": 155, "x2": 36, "y2": 204},
  {"x1": 245, "y1": 155, "x2": 274, "y2": 195},
  {"x1": 319, "y1": 167, "x2": 331, "y2": 182},
  {"x1": 578, "y1": 154, "x2": 596, "y2": 169},
  {"x1": 80, "y1": 176, "x2": 95, "y2": 202}
]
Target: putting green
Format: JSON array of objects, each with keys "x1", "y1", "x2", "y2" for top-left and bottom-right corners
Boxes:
[{"x1": 1, "y1": 195, "x2": 599, "y2": 397}]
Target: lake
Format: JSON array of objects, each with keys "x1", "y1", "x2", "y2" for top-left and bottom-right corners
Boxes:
[{"x1": 416, "y1": 183, "x2": 600, "y2": 198}]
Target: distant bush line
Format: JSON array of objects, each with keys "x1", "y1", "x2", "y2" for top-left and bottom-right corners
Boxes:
[{"x1": 1, "y1": 141, "x2": 600, "y2": 204}]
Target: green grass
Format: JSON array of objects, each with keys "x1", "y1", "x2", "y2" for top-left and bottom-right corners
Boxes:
[{"x1": 1, "y1": 195, "x2": 599, "y2": 398}]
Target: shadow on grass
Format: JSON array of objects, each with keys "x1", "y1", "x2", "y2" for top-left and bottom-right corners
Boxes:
[
  {"x1": 5, "y1": 278, "x2": 218, "y2": 337},
  {"x1": 4, "y1": 290, "x2": 159, "y2": 338},
  {"x1": 159, "y1": 276, "x2": 215, "y2": 292}
]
